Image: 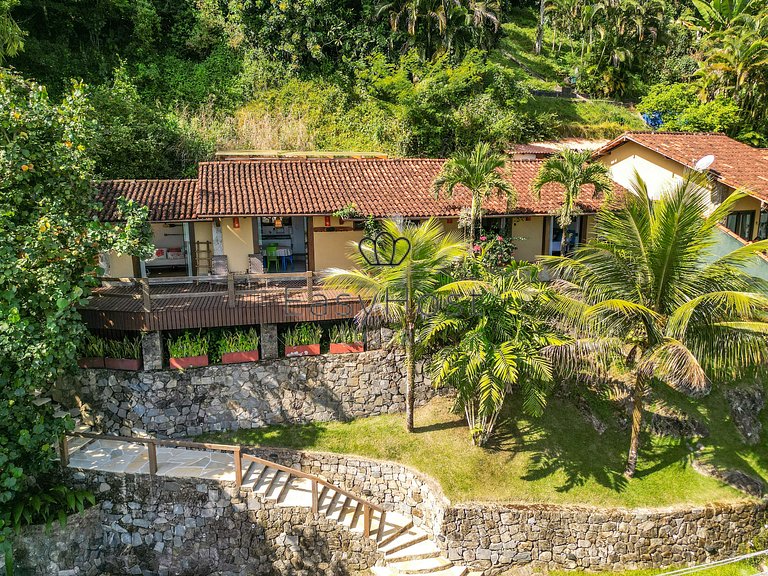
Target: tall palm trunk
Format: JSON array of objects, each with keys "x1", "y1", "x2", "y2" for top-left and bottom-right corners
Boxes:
[
  {"x1": 535, "y1": 0, "x2": 545, "y2": 54},
  {"x1": 561, "y1": 224, "x2": 568, "y2": 256},
  {"x1": 624, "y1": 374, "x2": 645, "y2": 478},
  {"x1": 470, "y1": 194, "x2": 479, "y2": 245},
  {"x1": 405, "y1": 327, "x2": 416, "y2": 432}
]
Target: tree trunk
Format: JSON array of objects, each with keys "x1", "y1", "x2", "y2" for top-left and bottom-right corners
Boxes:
[
  {"x1": 561, "y1": 225, "x2": 568, "y2": 256},
  {"x1": 469, "y1": 194, "x2": 479, "y2": 246},
  {"x1": 535, "y1": 0, "x2": 545, "y2": 55},
  {"x1": 405, "y1": 329, "x2": 415, "y2": 433},
  {"x1": 624, "y1": 375, "x2": 644, "y2": 478}
]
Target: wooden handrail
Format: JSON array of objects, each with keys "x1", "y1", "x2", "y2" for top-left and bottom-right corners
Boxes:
[{"x1": 63, "y1": 431, "x2": 385, "y2": 515}]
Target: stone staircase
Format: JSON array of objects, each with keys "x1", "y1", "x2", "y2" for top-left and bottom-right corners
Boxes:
[{"x1": 55, "y1": 422, "x2": 481, "y2": 576}]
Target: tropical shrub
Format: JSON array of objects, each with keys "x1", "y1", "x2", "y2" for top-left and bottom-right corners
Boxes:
[
  {"x1": 218, "y1": 328, "x2": 260, "y2": 354},
  {"x1": 329, "y1": 323, "x2": 363, "y2": 344},
  {"x1": 77, "y1": 333, "x2": 108, "y2": 358},
  {"x1": 425, "y1": 263, "x2": 562, "y2": 446},
  {"x1": 473, "y1": 232, "x2": 519, "y2": 268},
  {"x1": 167, "y1": 332, "x2": 209, "y2": 358},
  {"x1": 284, "y1": 323, "x2": 323, "y2": 346}
]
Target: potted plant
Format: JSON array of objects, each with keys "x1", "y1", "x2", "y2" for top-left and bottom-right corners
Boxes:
[
  {"x1": 77, "y1": 333, "x2": 107, "y2": 369},
  {"x1": 168, "y1": 332, "x2": 209, "y2": 369},
  {"x1": 284, "y1": 323, "x2": 322, "y2": 357},
  {"x1": 105, "y1": 336, "x2": 142, "y2": 371},
  {"x1": 329, "y1": 323, "x2": 364, "y2": 354},
  {"x1": 219, "y1": 328, "x2": 260, "y2": 364}
]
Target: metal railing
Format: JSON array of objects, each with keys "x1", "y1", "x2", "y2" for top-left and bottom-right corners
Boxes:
[{"x1": 61, "y1": 431, "x2": 385, "y2": 537}]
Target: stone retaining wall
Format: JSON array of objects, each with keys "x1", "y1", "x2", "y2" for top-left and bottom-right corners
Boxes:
[
  {"x1": 14, "y1": 470, "x2": 380, "y2": 576},
  {"x1": 55, "y1": 349, "x2": 434, "y2": 438},
  {"x1": 245, "y1": 449, "x2": 768, "y2": 574}
]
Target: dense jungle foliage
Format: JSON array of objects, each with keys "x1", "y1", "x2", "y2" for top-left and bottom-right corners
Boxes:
[{"x1": 2, "y1": 0, "x2": 767, "y2": 179}]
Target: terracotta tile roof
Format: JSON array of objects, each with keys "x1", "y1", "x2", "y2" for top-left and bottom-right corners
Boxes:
[
  {"x1": 196, "y1": 158, "x2": 613, "y2": 218},
  {"x1": 510, "y1": 144, "x2": 558, "y2": 156},
  {"x1": 96, "y1": 179, "x2": 197, "y2": 222},
  {"x1": 595, "y1": 132, "x2": 768, "y2": 202}
]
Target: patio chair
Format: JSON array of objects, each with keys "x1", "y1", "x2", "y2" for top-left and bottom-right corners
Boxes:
[{"x1": 265, "y1": 244, "x2": 280, "y2": 272}]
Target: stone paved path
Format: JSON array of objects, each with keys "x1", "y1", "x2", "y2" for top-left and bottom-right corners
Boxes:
[{"x1": 66, "y1": 433, "x2": 483, "y2": 576}]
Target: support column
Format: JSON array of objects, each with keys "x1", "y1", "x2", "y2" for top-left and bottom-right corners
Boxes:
[
  {"x1": 261, "y1": 324, "x2": 278, "y2": 359},
  {"x1": 142, "y1": 331, "x2": 163, "y2": 371}
]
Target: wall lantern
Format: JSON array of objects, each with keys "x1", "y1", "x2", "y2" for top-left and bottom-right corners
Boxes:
[
  {"x1": 232, "y1": 217, "x2": 240, "y2": 229},
  {"x1": 324, "y1": 216, "x2": 331, "y2": 227},
  {"x1": 274, "y1": 217, "x2": 284, "y2": 229}
]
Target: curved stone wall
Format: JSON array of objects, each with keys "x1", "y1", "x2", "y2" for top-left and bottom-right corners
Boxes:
[
  {"x1": 247, "y1": 448, "x2": 768, "y2": 573},
  {"x1": 55, "y1": 349, "x2": 434, "y2": 438}
]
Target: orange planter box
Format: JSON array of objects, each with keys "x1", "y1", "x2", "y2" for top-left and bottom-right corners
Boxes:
[
  {"x1": 329, "y1": 342, "x2": 364, "y2": 354},
  {"x1": 78, "y1": 357, "x2": 105, "y2": 369},
  {"x1": 169, "y1": 355, "x2": 209, "y2": 369},
  {"x1": 222, "y1": 350, "x2": 260, "y2": 364},
  {"x1": 105, "y1": 358, "x2": 141, "y2": 371},
  {"x1": 285, "y1": 344, "x2": 320, "y2": 357}
]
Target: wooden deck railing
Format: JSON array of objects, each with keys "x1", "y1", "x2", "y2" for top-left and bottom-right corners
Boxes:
[
  {"x1": 96, "y1": 271, "x2": 317, "y2": 313},
  {"x1": 62, "y1": 431, "x2": 384, "y2": 537}
]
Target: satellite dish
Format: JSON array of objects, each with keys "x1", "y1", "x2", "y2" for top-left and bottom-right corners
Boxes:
[{"x1": 695, "y1": 155, "x2": 715, "y2": 171}]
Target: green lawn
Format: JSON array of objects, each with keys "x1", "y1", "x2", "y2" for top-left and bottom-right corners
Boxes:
[
  {"x1": 524, "y1": 561, "x2": 762, "y2": 576},
  {"x1": 200, "y1": 384, "x2": 763, "y2": 507}
]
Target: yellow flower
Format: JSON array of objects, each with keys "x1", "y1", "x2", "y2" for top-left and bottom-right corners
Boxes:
[
  {"x1": 21, "y1": 164, "x2": 29, "y2": 171},
  {"x1": 64, "y1": 141, "x2": 73, "y2": 148},
  {"x1": 77, "y1": 144, "x2": 85, "y2": 151},
  {"x1": 39, "y1": 220, "x2": 50, "y2": 233}
]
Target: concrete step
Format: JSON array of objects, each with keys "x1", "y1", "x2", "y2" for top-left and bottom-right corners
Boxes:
[
  {"x1": 370, "y1": 567, "x2": 396, "y2": 576},
  {"x1": 379, "y1": 519, "x2": 414, "y2": 548},
  {"x1": 264, "y1": 470, "x2": 290, "y2": 500},
  {"x1": 413, "y1": 567, "x2": 467, "y2": 576},
  {"x1": 379, "y1": 528, "x2": 429, "y2": 555},
  {"x1": 385, "y1": 539, "x2": 441, "y2": 562},
  {"x1": 388, "y1": 556, "x2": 453, "y2": 574},
  {"x1": 277, "y1": 477, "x2": 313, "y2": 508},
  {"x1": 254, "y1": 466, "x2": 279, "y2": 495}
]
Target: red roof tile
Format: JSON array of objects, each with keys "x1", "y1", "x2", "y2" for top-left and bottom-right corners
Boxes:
[
  {"x1": 510, "y1": 144, "x2": 558, "y2": 156},
  {"x1": 96, "y1": 179, "x2": 197, "y2": 222},
  {"x1": 196, "y1": 158, "x2": 612, "y2": 218},
  {"x1": 595, "y1": 132, "x2": 768, "y2": 202}
]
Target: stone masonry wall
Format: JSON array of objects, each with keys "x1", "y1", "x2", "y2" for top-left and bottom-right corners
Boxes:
[
  {"x1": 243, "y1": 449, "x2": 768, "y2": 574},
  {"x1": 55, "y1": 349, "x2": 434, "y2": 438},
  {"x1": 14, "y1": 470, "x2": 381, "y2": 576}
]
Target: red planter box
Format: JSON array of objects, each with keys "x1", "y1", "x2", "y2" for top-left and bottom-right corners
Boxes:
[
  {"x1": 285, "y1": 344, "x2": 320, "y2": 357},
  {"x1": 105, "y1": 358, "x2": 142, "y2": 371},
  {"x1": 330, "y1": 342, "x2": 364, "y2": 354},
  {"x1": 78, "y1": 357, "x2": 105, "y2": 369},
  {"x1": 222, "y1": 350, "x2": 260, "y2": 364},
  {"x1": 169, "y1": 355, "x2": 209, "y2": 369}
]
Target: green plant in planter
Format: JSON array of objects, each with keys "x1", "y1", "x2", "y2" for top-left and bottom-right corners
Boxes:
[
  {"x1": 107, "y1": 336, "x2": 142, "y2": 359},
  {"x1": 284, "y1": 323, "x2": 323, "y2": 346},
  {"x1": 168, "y1": 332, "x2": 209, "y2": 358},
  {"x1": 78, "y1": 333, "x2": 107, "y2": 358},
  {"x1": 218, "y1": 328, "x2": 260, "y2": 354},
  {"x1": 329, "y1": 323, "x2": 363, "y2": 344}
]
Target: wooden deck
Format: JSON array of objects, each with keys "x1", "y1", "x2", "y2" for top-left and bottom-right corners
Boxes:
[{"x1": 80, "y1": 274, "x2": 362, "y2": 331}]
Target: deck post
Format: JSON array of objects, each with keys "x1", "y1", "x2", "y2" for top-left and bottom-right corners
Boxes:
[
  {"x1": 227, "y1": 273, "x2": 236, "y2": 308},
  {"x1": 363, "y1": 504, "x2": 372, "y2": 537},
  {"x1": 305, "y1": 271, "x2": 314, "y2": 303},
  {"x1": 311, "y1": 480, "x2": 318, "y2": 514},
  {"x1": 234, "y1": 447, "x2": 242, "y2": 487},
  {"x1": 148, "y1": 441, "x2": 158, "y2": 475},
  {"x1": 140, "y1": 278, "x2": 151, "y2": 313},
  {"x1": 59, "y1": 435, "x2": 69, "y2": 468}
]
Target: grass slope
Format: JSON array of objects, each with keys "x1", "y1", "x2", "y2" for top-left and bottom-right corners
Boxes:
[
  {"x1": 492, "y1": 8, "x2": 647, "y2": 139},
  {"x1": 528, "y1": 561, "x2": 762, "y2": 576},
  {"x1": 200, "y1": 384, "x2": 763, "y2": 508}
]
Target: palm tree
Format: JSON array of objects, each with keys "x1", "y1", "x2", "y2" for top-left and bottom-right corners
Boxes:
[
  {"x1": 424, "y1": 261, "x2": 561, "y2": 446},
  {"x1": 543, "y1": 172, "x2": 768, "y2": 477},
  {"x1": 323, "y1": 218, "x2": 476, "y2": 432},
  {"x1": 432, "y1": 142, "x2": 514, "y2": 246},
  {"x1": 532, "y1": 149, "x2": 612, "y2": 256}
]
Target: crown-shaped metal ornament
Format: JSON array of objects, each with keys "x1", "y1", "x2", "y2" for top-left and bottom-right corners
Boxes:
[{"x1": 358, "y1": 231, "x2": 411, "y2": 266}]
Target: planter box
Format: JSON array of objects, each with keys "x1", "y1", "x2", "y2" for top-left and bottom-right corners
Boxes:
[
  {"x1": 285, "y1": 344, "x2": 320, "y2": 357},
  {"x1": 77, "y1": 357, "x2": 105, "y2": 369},
  {"x1": 169, "y1": 355, "x2": 209, "y2": 370},
  {"x1": 105, "y1": 357, "x2": 142, "y2": 371},
  {"x1": 222, "y1": 350, "x2": 260, "y2": 364},
  {"x1": 330, "y1": 342, "x2": 364, "y2": 354}
]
